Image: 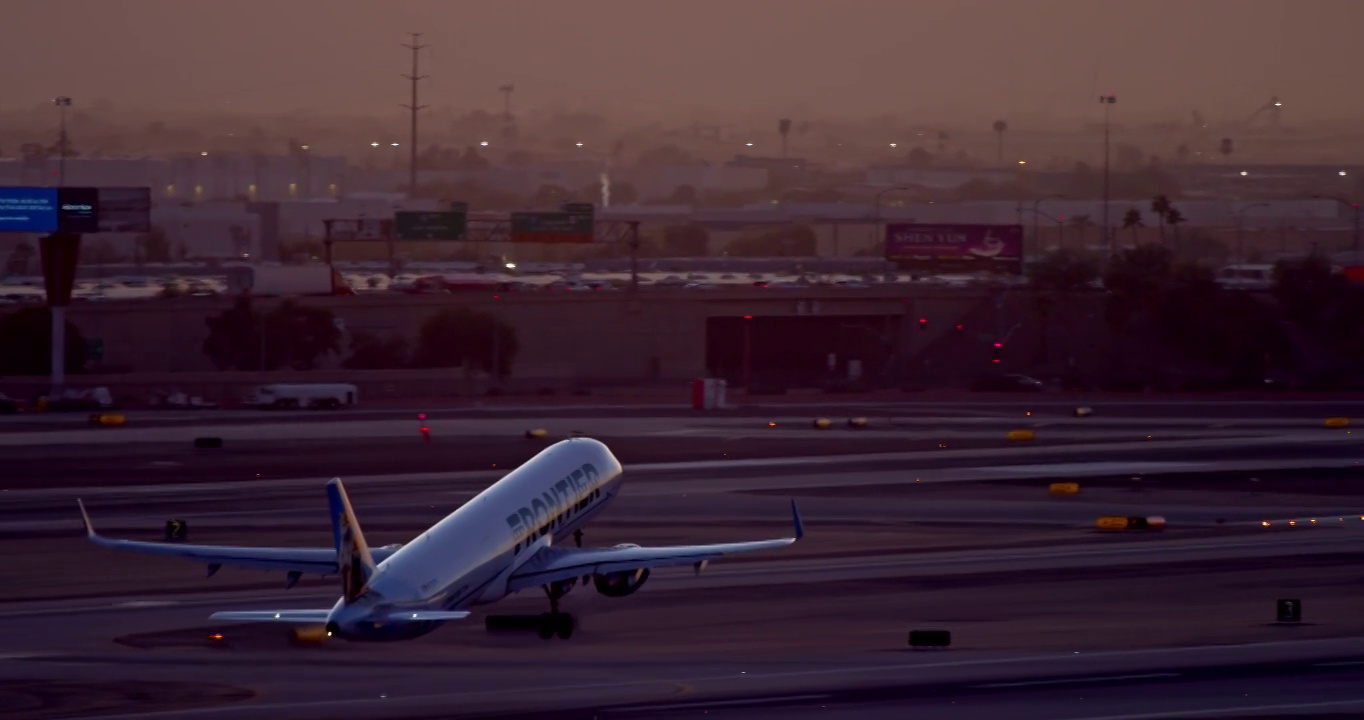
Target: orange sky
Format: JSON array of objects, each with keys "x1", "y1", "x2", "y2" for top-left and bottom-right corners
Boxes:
[{"x1": 2, "y1": 0, "x2": 1359, "y2": 124}]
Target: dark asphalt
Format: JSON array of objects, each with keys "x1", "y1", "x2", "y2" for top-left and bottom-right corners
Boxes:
[
  {"x1": 488, "y1": 656, "x2": 1364, "y2": 720},
  {"x1": 2, "y1": 398, "x2": 1361, "y2": 432},
  {"x1": 1, "y1": 432, "x2": 1359, "y2": 490}
]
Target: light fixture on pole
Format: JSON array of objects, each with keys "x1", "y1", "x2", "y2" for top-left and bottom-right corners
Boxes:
[
  {"x1": 1313, "y1": 195, "x2": 1362, "y2": 255},
  {"x1": 873, "y1": 186, "x2": 909, "y2": 255},
  {"x1": 1030, "y1": 194, "x2": 1065, "y2": 249},
  {"x1": 53, "y1": 96, "x2": 72, "y2": 187},
  {"x1": 1098, "y1": 94, "x2": 1116, "y2": 256},
  {"x1": 1234, "y1": 202, "x2": 1269, "y2": 262}
]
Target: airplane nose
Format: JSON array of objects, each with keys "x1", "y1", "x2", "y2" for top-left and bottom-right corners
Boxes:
[{"x1": 325, "y1": 621, "x2": 339, "y2": 637}]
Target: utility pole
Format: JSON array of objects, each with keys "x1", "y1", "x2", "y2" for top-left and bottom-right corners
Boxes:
[
  {"x1": 627, "y1": 221, "x2": 640, "y2": 292},
  {"x1": 1099, "y1": 94, "x2": 1116, "y2": 256},
  {"x1": 499, "y1": 84, "x2": 515, "y2": 138},
  {"x1": 54, "y1": 96, "x2": 71, "y2": 186},
  {"x1": 401, "y1": 33, "x2": 428, "y2": 200}
]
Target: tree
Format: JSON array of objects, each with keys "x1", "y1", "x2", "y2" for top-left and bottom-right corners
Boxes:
[
  {"x1": 1121, "y1": 208, "x2": 1144, "y2": 246},
  {"x1": 1102, "y1": 243, "x2": 1175, "y2": 342},
  {"x1": 1272, "y1": 252, "x2": 1345, "y2": 330},
  {"x1": 1028, "y1": 248, "x2": 1100, "y2": 361},
  {"x1": 262, "y1": 300, "x2": 342, "y2": 370},
  {"x1": 0, "y1": 307, "x2": 88, "y2": 376},
  {"x1": 1155, "y1": 264, "x2": 1293, "y2": 383},
  {"x1": 608, "y1": 182, "x2": 639, "y2": 206},
  {"x1": 412, "y1": 307, "x2": 519, "y2": 379},
  {"x1": 1151, "y1": 195, "x2": 1173, "y2": 242},
  {"x1": 664, "y1": 185, "x2": 699, "y2": 206},
  {"x1": 636, "y1": 145, "x2": 703, "y2": 167},
  {"x1": 1067, "y1": 215, "x2": 1094, "y2": 247},
  {"x1": 4, "y1": 242, "x2": 35, "y2": 275},
  {"x1": 1166, "y1": 207, "x2": 1187, "y2": 250},
  {"x1": 661, "y1": 225, "x2": 709, "y2": 256},
  {"x1": 905, "y1": 146, "x2": 933, "y2": 167},
  {"x1": 138, "y1": 226, "x2": 171, "y2": 263},
  {"x1": 725, "y1": 225, "x2": 818, "y2": 256},
  {"x1": 202, "y1": 297, "x2": 340, "y2": 371},
  {"x1": 529, "y1": 185, "x2": 567, "y2": 207},
  {"x1": 992, "y1": 120, "x2": 1008, "y2": 165},
  {"x1": 342, "y1": 331, "x2": 410, "y2": 370}
]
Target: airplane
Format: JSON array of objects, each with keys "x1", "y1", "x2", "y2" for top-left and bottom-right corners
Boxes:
[{"x1": 76, "y1": 437, "x2": 804, "y2": 642}]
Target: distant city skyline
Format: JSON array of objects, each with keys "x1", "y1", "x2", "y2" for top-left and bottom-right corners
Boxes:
[{"x1": 2, "y1": 0, "x2": 1361, "y2": 125}]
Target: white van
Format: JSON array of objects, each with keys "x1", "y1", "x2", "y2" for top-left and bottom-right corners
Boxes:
[
  {"x1": 1215, "y1": 264, "x2": 1275, "y2": 291},
  {"x1": 249, "y1": 383, "x2": 358, "y2": 410}
]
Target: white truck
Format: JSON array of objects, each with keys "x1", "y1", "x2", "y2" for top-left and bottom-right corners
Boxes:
[
  {"x1": 225, "y1": 265, "x2": 355, "y2": 297},
  {"x1": 249, "y1": 383, "x2": 358, "y2": 410}
]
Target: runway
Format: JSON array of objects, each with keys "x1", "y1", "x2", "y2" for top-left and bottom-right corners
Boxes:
[{"x1": 3, "y1": 404, "x2": 1364, "y2": 719}]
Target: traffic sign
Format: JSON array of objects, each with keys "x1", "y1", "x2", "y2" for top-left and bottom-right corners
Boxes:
[
  {"x1": 510, "y1": 211, "x2": 594, "y2": 244},
  {"x1": 395, "y1": 211, "x2": 467, "y2": 240}
]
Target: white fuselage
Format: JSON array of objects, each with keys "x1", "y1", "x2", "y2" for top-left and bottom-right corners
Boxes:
[{"x1": 325, "y1": 437, "x2": 624, "y2": 640}]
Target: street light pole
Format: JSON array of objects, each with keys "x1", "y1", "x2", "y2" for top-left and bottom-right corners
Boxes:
[
  {"x1": 1031, "y1": 194, "x2": 1064, "y2": 250},
  {"x1": 1234, "y1": 202, "x2": 1269, "y2": 263},
  {"x1": 1313, "y1": 195, "x2": 1362, "y2": 255},
  {"x1": 1099, "y1": 94, "x2": 1116, "y2": 256},
  {"x1": 873, "y1": 186, "x2": 908, "y2": 253},
  {"x1": 54, "y1": 96, "x2": 71, "y2": 186}
]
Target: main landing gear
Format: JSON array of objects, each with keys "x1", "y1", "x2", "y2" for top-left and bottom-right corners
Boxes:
[{"x1": 539, "y1": 579, "x2": 576, "y2": 640}]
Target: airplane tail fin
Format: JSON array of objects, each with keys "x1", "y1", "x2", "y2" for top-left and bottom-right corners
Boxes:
[{"x1": 326, "y1": 478, "x2": 377, "y2": 603}]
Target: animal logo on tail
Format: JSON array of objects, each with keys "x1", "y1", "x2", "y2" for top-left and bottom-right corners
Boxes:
[{"x1": 327, "y1": 478, "x2": 377, "y2": 603}]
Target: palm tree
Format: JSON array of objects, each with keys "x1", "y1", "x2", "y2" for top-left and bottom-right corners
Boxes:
[
  {"x1": 992, "y1": 120, "x2": 1008, "y2": 165},
  {"x1": 1121, "y1": 208, "x2": 1144, "y2": 247},
  {"x1": 1166, "y1": 207, "x2": 1187, "y2": 254},
  {"x1": 1151, "y1": 195, "x2": 1173, "y2": 242},
  {"x1": 1067, "y1": 215, "x2": 1094, "y2": 248}
]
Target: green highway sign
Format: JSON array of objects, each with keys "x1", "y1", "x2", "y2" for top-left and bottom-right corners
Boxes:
[
  {"x1": 395, "y1": 211, "x2": 467, "y2": 240},
  {"x1": 509, "y1": 210, "x2": 595, "y2": 244}
]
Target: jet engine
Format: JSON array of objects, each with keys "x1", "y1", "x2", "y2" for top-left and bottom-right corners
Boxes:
[{"x1": 593, "y1": 568, "x2": 651, "y2": 598}]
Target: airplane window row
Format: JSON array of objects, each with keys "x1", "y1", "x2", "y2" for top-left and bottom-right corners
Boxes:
[{"x1": 514, "y1": 487, "x2": 602, "y2": 555}]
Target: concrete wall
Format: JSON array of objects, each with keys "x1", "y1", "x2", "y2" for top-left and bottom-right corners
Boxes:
[{"x1": 8, "y1": 288, "x2": 984, "y2": 398}]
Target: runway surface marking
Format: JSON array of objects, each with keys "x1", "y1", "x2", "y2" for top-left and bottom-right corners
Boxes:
[
  {"x1": 2, "y1": 530, "x2": 1357, "y2": 619},
  {"x1": 53, "y1": 637, "x2": 1364, "y2": 720},
  {"x1": 1065, "y1": 697, "x2": 1364, "y2": 720},
  {"x1": 972, "y1": 672, "x2": 1182, "y2": 689},
  {"x1": 8, "y1": 436, "x2": 1362, "y2": 500},
  {"x1": 611, "y1": 693, "x2": 834, "y2": 712}
]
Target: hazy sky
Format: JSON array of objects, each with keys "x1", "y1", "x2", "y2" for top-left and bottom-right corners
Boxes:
[{"x1": 3, "y1": 0, "x2": 1361, "y2": 124}]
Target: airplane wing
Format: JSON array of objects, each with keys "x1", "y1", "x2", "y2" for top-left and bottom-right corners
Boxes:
[
  {"x1": 76, "y1": 499, "x2": 402, "y2": 577},
  {"x1": 506, "y1": 499, "x2": 803, "y2": 593},
  {"x1": 208, "y1": 609, "x2": 470, "y2": 624}
]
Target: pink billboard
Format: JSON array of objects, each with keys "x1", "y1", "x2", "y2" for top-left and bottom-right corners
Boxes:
[{"x1": 884, "y1": 223, "x2": 1024, "y2": 273}]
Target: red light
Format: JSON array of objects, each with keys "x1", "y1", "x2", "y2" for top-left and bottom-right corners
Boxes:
[
  {"x1": 992, "y1": 358, "x2": 1001, "y2": 363},
  {"x1": 417, "y1": 413, "x2": 427, "y2": 420},
  {"x1": 493, "y1": 294, "x2": 500, "y2": 299},
  {"x1": 993, "y1": 342, "x2": 1003, "y2": 348},
  {"x1": 743, "y1": 315, "x2": 753, "y2": 319},
  {"x1": 955, "y1": 324, "x2": 964, "y2": 332},
  {"x1": 918, "y1": 317, "x2": 928, "y2": 324}
]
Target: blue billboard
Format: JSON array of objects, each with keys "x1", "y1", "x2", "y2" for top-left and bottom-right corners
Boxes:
[
  {"x1": 0, "y1": 187, "x2": 59, "y2": 232},
  {"x1": 0, "y1": 186, "x2": 146, "y2": 234}
]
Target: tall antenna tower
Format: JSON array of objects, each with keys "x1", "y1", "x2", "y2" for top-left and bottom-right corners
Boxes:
[
  {"x1": 401, "y1": 33, "x2": 428, "y2": 199},
  {"x1": 499, "y1": 84, "x2": 515, "y2": 138}
]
